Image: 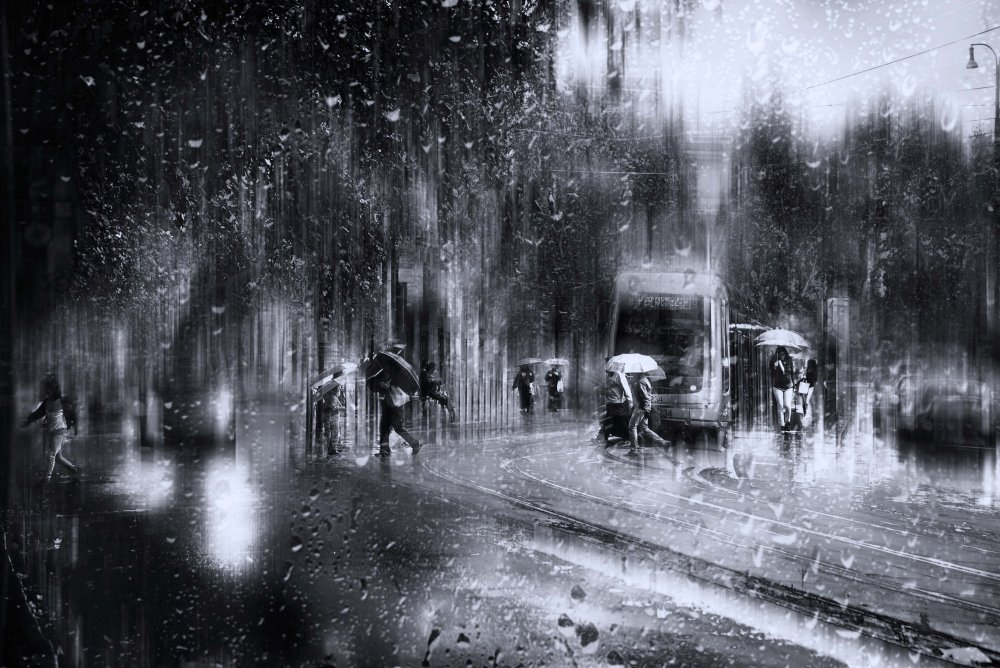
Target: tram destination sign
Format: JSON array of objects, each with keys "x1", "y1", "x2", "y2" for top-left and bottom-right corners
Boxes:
[{"x1": 629, "y1": 294, "x2": 701, "y2": 311}]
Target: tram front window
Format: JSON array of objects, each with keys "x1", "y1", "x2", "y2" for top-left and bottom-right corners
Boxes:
[{"x1": 614, "y1": 295, "x2": 707, "y2": 393}]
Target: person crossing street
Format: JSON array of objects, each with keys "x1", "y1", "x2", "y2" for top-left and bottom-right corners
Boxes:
[{"x1": 628, "y1": 370, "x2": 669, "y2": 456}]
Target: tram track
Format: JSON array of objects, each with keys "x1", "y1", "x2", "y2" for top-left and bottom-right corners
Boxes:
[{"x1": 417, "y1": 440, "x2": 1000, "y2": 663}]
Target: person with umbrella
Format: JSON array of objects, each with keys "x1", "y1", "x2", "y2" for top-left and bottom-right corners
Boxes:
[
  {"x1": 311, "y1": 362, "x2": 357, "y2": 456},
  {"x1": 543, "y1": 359, "x2": 567, "y2": 412},
  {"x1": 512, "y1": 360, "x2": 538, "y2": 414},
  {"x1": 316, "y1": 383, "x2": 347, "y2": 456},
  {"x1": 368, "y1": 350, "x2": 422, "y2": 457},
  {"x1": 594, "y1": 364, "x2": 633, "y2": 444},
  {"x1": 628, "y1": 369, "x2": 669, "y2": 456},
  {"x1": 770, "y1": 346, "x2": 795, "y2": 431}
]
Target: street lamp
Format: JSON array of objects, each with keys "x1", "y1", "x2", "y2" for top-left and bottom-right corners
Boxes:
[
  {"x1": 966, "y1": 43, "x2": 1000, "y2": 148},
  {"x1": 967, "y1": 43, "x2": 1000, "y2": 373}
]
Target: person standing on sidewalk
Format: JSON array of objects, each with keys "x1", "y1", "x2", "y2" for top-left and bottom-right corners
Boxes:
[
  {"x1": 628, "y1": 371, "x2": 668, "y2": 456},
  {"x1": 315, "y1": 383, "x2": 347, "y2": 456},
  {"x1": 770, "y1": 346, "x2": 795, "y2": 431},
  {"x1": 544, "y1": 365, "x2": 563, "y2": 412},
  {"x1": 21, "y1": 373, "x2": 80, "y2": 483},
  {"x1": 513, "y1": 365, "x2": 535, "y2": 414}
]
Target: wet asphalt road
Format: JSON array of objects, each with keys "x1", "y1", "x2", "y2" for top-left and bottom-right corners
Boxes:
[{"x1": 4, "y1": 399, "x2": 999, "y2": 667}]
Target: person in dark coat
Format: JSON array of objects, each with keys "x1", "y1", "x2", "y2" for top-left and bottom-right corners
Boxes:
[
  {"x1": 512, "y1": 365, "x2": 535, "y2": 413},
  {"x1": 315, "y1": 384, "x2": 347, "y2": 456},
  {"x1": 21, "y1": 373, "x2": 80, "y2": 483},
  {"x1": 544, "y1": 366, "x2": 563, "y2": 412},
  {"x1": 628, "y1": 371, "x2": 668, "y2": 455},
  {"x1": 770, "y1": 346, "x2": 795, "y2": 430},
  {"x1": 595, "y1": 370, "x2": 632, "y2": 444},
  {"x1": 420, "y1": 361, "x2": 456, "y2": 422},
  {"x1": 372, "y1": 372, "x2": 421, "y2": 457}
]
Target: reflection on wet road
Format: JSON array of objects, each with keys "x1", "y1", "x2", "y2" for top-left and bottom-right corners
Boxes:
[{"x1": 6, "y1": 400, "x2": 1000, "y2": 666}]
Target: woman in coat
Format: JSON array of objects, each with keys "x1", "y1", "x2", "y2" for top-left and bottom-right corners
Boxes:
[{"x1": 770, "y1": 346, "x2": 795, "y2": 430}]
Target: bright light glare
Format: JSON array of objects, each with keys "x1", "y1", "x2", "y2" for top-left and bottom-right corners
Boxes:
[
  {"x1": 119, "y1": 452, "x2": 175, "y2": 508},
  {"x1": 204, "y1": 459, "x2": 257, "y2": 568}
]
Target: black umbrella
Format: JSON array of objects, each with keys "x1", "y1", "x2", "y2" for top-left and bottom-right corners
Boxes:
[{"x1": 367, "y1": 351, "x2": 420, "y2": 394}]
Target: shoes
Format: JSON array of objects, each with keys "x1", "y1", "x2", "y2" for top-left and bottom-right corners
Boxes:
[
  {"x1": 377, "y1": 446, "x2": 392, "y2": 457},
  {"x1": 626, "y1": 448, "x2": 639, "y2": 457},
  {"x1": 411, "y1": 442, "x2": 423, "y2": 455},
  {"x1": 449, "y1": 409, "x2": 457, "y2": 423}
]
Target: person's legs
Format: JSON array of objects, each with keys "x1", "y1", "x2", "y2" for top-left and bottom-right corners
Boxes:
[
  {"x1": 639, "y1": 416, "x2": 668, "y2": 445},
  {"x1": 43, "y1": 429, "x2": 76, "y2": 480},
  {"x1": 628, "y1": 409, "x2": 643, "y2": 451},
  {"x1": 772, "y1": 388, "x2": 786, "y2": 428},
  {"x1": 804, "y1": 387, "x2": 815, "y2": 418},
  {"x1": 595, "y1": 405, "x2": 612, "y2": 443},
  {"x1": 782, "y1": 389, "x2": 794, "y2": 426},
  {"x1": 378, "y1": 407, "x2": 392, "y2": 453},
  {"x1": 41, "y1": 431, "x2": 57, "y2": 482},
  {"x1": 389, "y1": 410, "x2": 421, "y2": 449},
  {"x1": 56, "y1": 451, "x2": 77, "y2": 473},
  {"x1": 430, "y1": 389, "x2": 456, "y2": 422},
  {"x1": 326, "y1": 417, "x2": 338, "y2": 455}
]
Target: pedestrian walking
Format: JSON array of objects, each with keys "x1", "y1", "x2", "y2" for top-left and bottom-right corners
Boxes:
[
  {"x1": 21, "y1": 373, "x2": 80, "y2": 484},
  {"x1": 420, "y1": 361, "x2": 457, "y2": 423},
  {"x1": 544, "y1": 365, "x2": 563, "y2": 412},
  {"x1": 373, "y1": 378, "x2": 422, "y2": 457},
  {"x1": 628, "y1": 371, "x2": 668, "y2": 455},
  {"x1": 594, "y1": 369, "x2": 632, "y2": 444},
  {"x1": 315, "y1": 383, "x2": 346, "y2": 456},
  {"x1": 770, "y1": 346, "x2": 795, "y2": 430},
  {"x1": 801, "y1": 358, "x2": 818, "y2": 420},
  {"x1": 512, "y1": 365, "x2": 535, "y2": 413}
]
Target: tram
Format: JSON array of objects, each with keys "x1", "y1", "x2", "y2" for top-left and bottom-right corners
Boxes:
[{"x1": 608, "y1": 271, "x2": 771, "y2": 445}]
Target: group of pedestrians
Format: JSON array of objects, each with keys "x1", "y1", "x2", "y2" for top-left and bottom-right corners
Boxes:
[
  {"x1": 770, "y1": 346, "x2": 817, "y2": 432},
  {"x1": 512, "y1": 363, "x2": 566, "y2": 413},
  {"x1": 594, "y1": 367, "x2": 669, "y2": 456},
  {"x1": 315, "y1": 349, "x2": 460, "y2": 459}
]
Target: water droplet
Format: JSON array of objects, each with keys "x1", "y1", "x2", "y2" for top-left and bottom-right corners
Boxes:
[{"x1": 746, "y1": 21, "x2": 767, "y2": 54}]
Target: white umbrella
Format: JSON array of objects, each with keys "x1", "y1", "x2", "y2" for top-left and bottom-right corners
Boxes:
[
  {"x1": 544, "y1": 357, "x2": 570, "y2": 366},
  {"x1": 606, "y1": 353, "x2": 661, "y2": 374},
  {"x1": 310, "y1": 362, "x2": 358, "y2": 392},
  {"x1": 755, "y1": 329, "x2": 810, "y2": 351}
]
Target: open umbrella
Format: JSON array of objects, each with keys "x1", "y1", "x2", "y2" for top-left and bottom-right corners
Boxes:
[
  {"x1": 310, "y1": 362, "x2": 358, "y2": 392},
  {"x1": 644, "y1": 367, "x2": 667, "y2": 381},
  {"x1": 754, "y1": 329, "x2": 810, "y2": 351},
  {"x1": 606, "y1": 353, "x2": 661, "y2": 374},
  {"x1": 367, "y1": 351, "x2": 420, "y2": 394},
  {"x1": 544, "y1": 357, "x2": 570, "y2": 366},
  {"x1": 516, "y1": 357, "x2": 542, "y2": 367}
]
